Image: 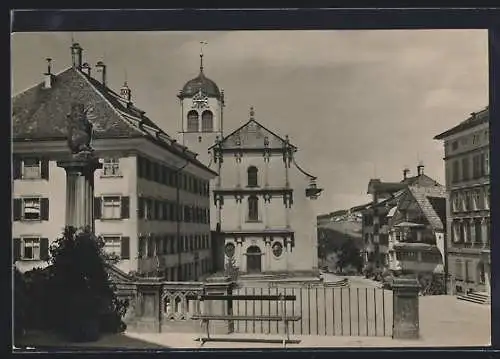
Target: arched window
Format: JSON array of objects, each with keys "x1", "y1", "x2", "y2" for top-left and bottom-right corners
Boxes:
[
  {"x1": 247, "y1": 166, "x2": 258, "y2": 187},
  {"x1": 187, "y1": 110, "x2": 199, "y2": 132},
  {"x1": 201, "y1": 110, "x2": 214, "y2": 132},
  {"x1": 248, "y1": 195, "x2": 259, "y2": 221}
]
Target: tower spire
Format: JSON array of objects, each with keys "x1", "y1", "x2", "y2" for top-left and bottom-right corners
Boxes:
[{"x1": 199, "y1": 40, "x2": 208, "y2": 73}]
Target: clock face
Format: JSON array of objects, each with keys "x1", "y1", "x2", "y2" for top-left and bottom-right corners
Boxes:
[{"x1": 192, "y1": 89, "x2": 209, "y2": 109}]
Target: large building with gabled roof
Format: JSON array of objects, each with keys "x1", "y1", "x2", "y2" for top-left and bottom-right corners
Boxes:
[
  {"x1": 434, "y1": 107, "x2": 490, "y2": 299},
  {"x1": 12, "y1": 42, "x2": 218, "y2": 280}
]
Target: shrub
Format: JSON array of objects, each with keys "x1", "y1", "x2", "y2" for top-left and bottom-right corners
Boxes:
[{"x1": 14, "y1": 226, "x2": 128, "y2": 342}]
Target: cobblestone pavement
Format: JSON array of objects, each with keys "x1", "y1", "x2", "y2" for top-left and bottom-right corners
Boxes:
[{"x1": 16, "y1": 295, "x2": 490, "y2": 350}]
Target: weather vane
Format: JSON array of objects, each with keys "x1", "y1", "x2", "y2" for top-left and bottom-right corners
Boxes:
[{"x1": 200, "y1": 41, "x2": 208, "y2": 72}]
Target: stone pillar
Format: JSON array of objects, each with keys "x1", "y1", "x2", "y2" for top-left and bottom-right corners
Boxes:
[
  {"x1": 57, "y1": 156, "x2": 102, "y2": 231},
  {"x1": 203, "y1": 276, "x2": 234, "y2": 334},
  {"x1": 237, "y1": 196, "x2": 243, "y2": 230},
  {"x1": 134, "y1": 277, "x2": 164, "y2": 333},
  {"x1": 392, "y1": 276, "x2": 420, "y2": 340},
  {"x1": 481, "y1": 218, "x2": 488, "y2": 247}
]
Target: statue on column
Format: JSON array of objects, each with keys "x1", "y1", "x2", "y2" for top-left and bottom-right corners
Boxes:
[{"x1": 66, "y1": 103, "x2": 96, "y2": 158}]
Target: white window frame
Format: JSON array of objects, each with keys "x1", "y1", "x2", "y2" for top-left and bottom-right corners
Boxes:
[
  {"x1": 101, "y1": 195, "x2": 122, "y2": 220},
  {"x1": 21, "y1": 236, "x2": 41, "y2": 260},
  {"x1": 22, "y1": 158, "x2": 41, "y2": 179},
  {"x1": 22, "y1": 197, "x2": 41, "y2": 221},
  {"x1": 102, "y1": 158, "x2": 121, "y2": 177},
  {"x1": 101, "y1": 235, "x2": 122, "y2": 257}
]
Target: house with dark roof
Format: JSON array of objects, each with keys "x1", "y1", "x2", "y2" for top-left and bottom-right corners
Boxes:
[
  {"x1": 361, "y1": 164, "x2": 443, "y2": 275},
  {"x1": 12, "y1": 42, "x2": 218, "y2": 281},
  {"x1": 434, "y1": 107, "x2": 490, "y2": 302},
  {"x1": 386, "y1": 185, "x2": 447, "y2": 276}
]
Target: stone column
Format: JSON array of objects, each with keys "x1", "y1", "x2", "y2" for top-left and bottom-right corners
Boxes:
[
  {"x1": 392, "y1": 276, "x2": 420, "y2": 339},
  {"x1": 237, "y1": 196, "x2": 243, "y2": 230},
  {"x1": 203, "y1": 276, "x2": 234, "y2": 334},
  {"x1": 134, "y1": 277, "x2": 164, "y2": 333},
  {"x1": 481, "y1": 217, "x2": 488, "y2": 248},
  {"x1": 284, "y1": 237, "x2": 290, "y2": 272},
  {"x1": 57, "y1": 156, "x2": 102, "y2": 231}
]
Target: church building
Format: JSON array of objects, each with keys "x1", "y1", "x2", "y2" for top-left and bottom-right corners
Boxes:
[{"x1": 176, "y1": 51, "x2": 323, "y2": 277}]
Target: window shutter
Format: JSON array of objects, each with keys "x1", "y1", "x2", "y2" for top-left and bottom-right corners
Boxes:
[
  {"x1": 121, "y1": 196, "x2": 130, "y2": 219},
  {"x1": 137, "y1": 156, "x2": 143, "y2": 178},
  {"x1": 14, "y1": 238, "x2": 21, "y2": 262},
  {"x1": 13, "y1": 158, "x2": 22, "y2": 180},
  {"x1": 138, "y1": 197, "x2": 144, "y2": 218},
  {"x1": 41, "y1": 198, "x2": 50, "y2": 221},
  {"x1": 40, "y1": 238, "x2": 49, "y2": 261},
  {"x1": 41, "y1": 159, "x2": 49, "y2": 180},
  {"x1": 121, "y1": 236, "x2": 130, "y2": 259},
  {"x1": 94, "y1": 197, "x2": 102, "y2": 219},
  {"x1": 13, "y1": 199, "x2": 22, "y2": 221}
]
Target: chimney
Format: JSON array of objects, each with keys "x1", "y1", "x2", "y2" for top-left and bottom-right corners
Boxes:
[
  {"x1": 43, "y1": 58, "x2": 53, "y2": 89},
  {"x1": 403, "y1": 167, "x2": 410, "y2": 180},
  {"x1": 120, "y1": 81, "x2": 132, "y2": 104},
  {"x1": 417, "y1": 162, "x2": 425, "y2": 176},
  {"x1": 95, "y1": 61, "x2": 107, "y2": 86},
  {"x1": 81, "y1": 62, "x2": 91, "y2": 76},
  {"x1": 71, "y1": 43, "x2": 83, "y2": 69}
]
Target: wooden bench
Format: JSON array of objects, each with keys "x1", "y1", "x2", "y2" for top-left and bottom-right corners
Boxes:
[{"x1": 190, "y1": 293, "x2": 301, "y2": 347}]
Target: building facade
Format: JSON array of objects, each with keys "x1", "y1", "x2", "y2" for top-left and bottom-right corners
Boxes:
[
  {"x1": 434, "y1": 107, "x2": 490, "y2": 295},
  {"x1": 362, "y1": 165, "x2": 442, "y2": 273},
  {"x1": 176, "y1": 54, "x2": 323, "y2": 277},
  {"x1": 210, "y1": 110, "x2": 323, "y2": 275},
  {"x1": 12, "y1": 43, "x2": 217, "y2": 281},
  {"x1": 387, "y1": 185, "x2": 447, "y2": 276}
]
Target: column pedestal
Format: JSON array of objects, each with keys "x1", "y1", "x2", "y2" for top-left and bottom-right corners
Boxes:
[{"x1": 57, "y1": 155, "x2": 102, "y2": 231}]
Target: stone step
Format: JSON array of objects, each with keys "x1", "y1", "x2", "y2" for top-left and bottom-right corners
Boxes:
[{"x1": 457, "y1": 293, "x2": 490, "y2": 305}]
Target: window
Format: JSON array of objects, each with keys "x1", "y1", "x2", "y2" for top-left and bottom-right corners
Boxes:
[
  {"x1": 102, "y1": 236, "x2": 122, "y2": 256},
  {"x1": 272, "y1": 242, "x2": 283, "y2": 258},
  {"x1": 472, "y1": 155, "x2": 481, "y2": 179},
  {"x1": 247, "y1": 166, "x2": 258, "y2": 187},
  {"x1": 187, "y1": 110, "x2": 199, "y2": 132},
  {"x1": 201, "y1": 110, "x2": 213, "y2": 132},
  {"x1": 21, "y1": 237, "x2": 40, "y2": 260},
  {"x1": 452, "y1": 160, "x2": 460, "y2": 183},
  {"x1": 248, "y1": 195, "x2": 259, "y2": 221},
  {"x1": 484, "y1": 152, "x2": 490, "y2": 176},
  {"x1": 102, "y1": 158, "x2": 120, "y2": 177},
  {"x1": 22, "y1": 158, "x2": 41, "y2": 179},
  {"x1": 225, "y1": 243, "x2": 235, "y2": 258},
  {"x1": 461, "y1": 157, "x2": 470, "y2": 181},
  {"x1": 22, "y1": 197, "x2": 41, "y2": 220},
  {"x1": 102, "y1": 196, "x2": 121, "y2": 219}
]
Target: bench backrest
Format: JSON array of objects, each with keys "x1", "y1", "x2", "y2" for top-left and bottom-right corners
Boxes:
[{"x1": 191, "y1": 294, "x2": 297, "y2": 301}]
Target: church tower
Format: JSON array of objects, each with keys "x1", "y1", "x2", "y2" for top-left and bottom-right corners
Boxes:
[{"x1": 177, "y1": 43, "x2": 224, "y2": 166}]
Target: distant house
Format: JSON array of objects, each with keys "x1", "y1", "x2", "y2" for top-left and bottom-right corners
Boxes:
[
  {"x1": 387, "y1": 185, "x2": 447, "y2": 276},
  {"x1": 362, "y1": 164, "x2": 442, "y2": 272}
]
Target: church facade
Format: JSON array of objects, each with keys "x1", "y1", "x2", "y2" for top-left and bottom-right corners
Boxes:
[{"x1": 177, "y1": 54, "x2": 323, "y2": 276}]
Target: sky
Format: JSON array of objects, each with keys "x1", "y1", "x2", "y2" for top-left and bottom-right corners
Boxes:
[{"x1": 11, "y1": 30, "x2": 488, "y2": 215}]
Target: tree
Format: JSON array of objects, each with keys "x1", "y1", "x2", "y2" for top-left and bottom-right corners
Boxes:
[
  {"x1": 335, "y1": 240, "x2": 363, "y2": 274},
  {"x1": 14, "y1": 226, "x2": 128, "y2": 343},
  {"x1": 224, "y1": 256, "x2": 239, "y2": 281}
]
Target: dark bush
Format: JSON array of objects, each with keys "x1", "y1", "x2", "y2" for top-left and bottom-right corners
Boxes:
[{"x1": 13, "y1": 226, "x2": 128, "y2": 342}]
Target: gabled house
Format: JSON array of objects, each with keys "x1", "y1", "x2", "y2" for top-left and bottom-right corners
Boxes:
[
  {"x1": 387, "y1": 185, "x2": 447, "y2": 276},
  {"x1": 12, "y1": 42, "x2": 218, "y2": 280}
]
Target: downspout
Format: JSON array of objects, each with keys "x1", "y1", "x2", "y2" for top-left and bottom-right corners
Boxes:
[{"x1": 174, "y1": 159, "x2": 189, "y2": 281}]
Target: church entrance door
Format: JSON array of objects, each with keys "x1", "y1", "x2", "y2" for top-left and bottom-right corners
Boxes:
[{"x1": 246, "y1": 246, "x2": 262, "y2": 274}]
